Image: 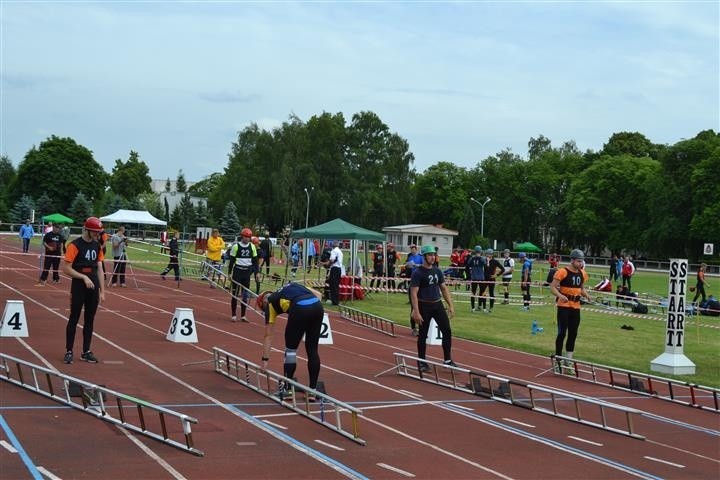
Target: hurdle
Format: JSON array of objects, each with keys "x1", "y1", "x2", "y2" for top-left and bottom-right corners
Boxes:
[
  {"x1": 213, "y1": 347, "x2": 365, "y2": 445},
  {"x1": 338, "y1": 304, "x2": 396, "y2": 337},
  {"x1": 0, "y1": 353, "x2": 203, "y2": 456},
  {"x1": 393, "y1": 353, "x2": 644, "y2": 440},
  {"x1": 552, "y1": 355, "x2": 720, "y2": 413}
]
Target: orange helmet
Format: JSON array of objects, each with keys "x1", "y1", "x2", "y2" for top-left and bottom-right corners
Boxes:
[
  {"x1": 241, "y1": 227, "x2": 253, "y2": 238},
  {"x1": 256, "y1": 290, "x2": 272, "y2": 310},
  {"x1": 298, "y1": 239, "x2": 303, "y2": 245},
  {"x1": 84, "y1": 216, "x2": 103, "y2": 232},
  {"x1": 251, "y1": 236, "x2": 260, "y2": 245}
]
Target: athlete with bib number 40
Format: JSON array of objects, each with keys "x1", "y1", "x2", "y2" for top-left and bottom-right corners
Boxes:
[{"x1": 257, "y1": 283, "x2": 325, "y2": 401}]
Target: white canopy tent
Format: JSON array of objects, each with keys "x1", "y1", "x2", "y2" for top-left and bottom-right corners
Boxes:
[{"x1": 100, "y1": 209, "x2": 167, "y2": 226}]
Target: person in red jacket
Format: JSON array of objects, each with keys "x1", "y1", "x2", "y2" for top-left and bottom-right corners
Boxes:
[{"x1": 621, "y1": 256, "x2": 635, "y2": 291}]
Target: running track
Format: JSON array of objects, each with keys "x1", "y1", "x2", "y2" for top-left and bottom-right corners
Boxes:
[{"x1": 1, "y1": 238, "x2": 718, "y2": 479}]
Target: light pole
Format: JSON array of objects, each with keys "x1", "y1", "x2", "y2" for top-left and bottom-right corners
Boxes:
[
  {"x1": 470, "y1": 196, "x2": 491, "y2": 238},
  {"x1": 304, "y1": 187, "x2": 313, "y2": 269}
]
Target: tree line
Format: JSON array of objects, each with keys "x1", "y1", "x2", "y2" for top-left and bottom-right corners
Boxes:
[{"x1": 1, "y1": 115, "x2": 717, "y2": 261}]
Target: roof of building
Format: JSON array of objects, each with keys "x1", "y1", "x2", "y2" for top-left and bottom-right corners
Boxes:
[{"x1": 382, "y1": 224, "x2": 458, "y2": 235}]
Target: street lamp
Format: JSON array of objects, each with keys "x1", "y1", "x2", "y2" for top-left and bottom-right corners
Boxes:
[
  {"x1": 304, "y1": 187, "x2": 314, "y2": 268},
  {"x1": 470, "y1": 196, "x2": 491, "y2": 238}
]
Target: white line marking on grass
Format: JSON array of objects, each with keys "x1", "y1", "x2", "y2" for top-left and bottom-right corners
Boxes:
[
  {"x1": 0, "y1": 439, "x2": 18, "y2": 453},
  {"x1": 37, "y1": 466, "x2": 62, "y2": 480},
  {"x1": 376, "y1": 463, "x2": 415, "y2": 477},
  {"x1": 314, "y1": 439, "x2": 345, "y2": 451},
  {"x1": 567, "y1": 435, "x2": 603, "y2": 446},
  {"x1": 643, "y1": 456, "x2": 685, "y2": 468},
  {"x1": 502, "y1": 418, "x2": 536, "y2": 428},
  {"x1": 262, "y1": 420, "x2": 287, "y2": 430}
]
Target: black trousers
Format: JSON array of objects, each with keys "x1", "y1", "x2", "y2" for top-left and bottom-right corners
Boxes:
[
  {"x1": 230, "y1": 269, "x2": 252, "y2": 317},
  {"x1": 40, "y1": 254, "x2": 61, "y2": 282},
  {"x1": 328, "y1": 267, "x2": 341, "y2": 305},
  {"x1": 161, "y1": 255, "x2": 180, "y2": 281},
  {"x1": 417, "y1": 301, "x2": 452, "y2": 363},
  {"x1": 66, "y1": 277, "x2": 100, "y2": 352},
  {"x1": 284, "y1": 302, "x2": 324, "y2": 389},
  {"x1": 555, "y1": 307, "x2": 581, "y2": 355}
]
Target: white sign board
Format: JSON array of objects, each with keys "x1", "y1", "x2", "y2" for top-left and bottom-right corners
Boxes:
[{"x1": 704, "y1": 243, "x2": 714, "y2": 255}]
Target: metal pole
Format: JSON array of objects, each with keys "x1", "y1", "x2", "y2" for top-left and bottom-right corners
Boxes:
[{"x1": 470, "y1": 196, "x2": 491, "y2": 238}]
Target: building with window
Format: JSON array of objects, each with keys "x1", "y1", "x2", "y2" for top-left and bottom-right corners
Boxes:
[{"x1": 382, "y1": 224, "x2": 458, "y2": 257}]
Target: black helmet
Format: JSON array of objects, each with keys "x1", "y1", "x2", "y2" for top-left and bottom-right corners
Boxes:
[{"x1": 570, "y1": 249, "x2": 585, "y2": 260}]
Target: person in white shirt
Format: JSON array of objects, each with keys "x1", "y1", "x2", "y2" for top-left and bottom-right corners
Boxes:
[
  {"x1": 500, "y1": 248, "x2": 515, "y2": 304},
  {"x1": 327, "y1": 242, "x2": 344, "y2": 305}
]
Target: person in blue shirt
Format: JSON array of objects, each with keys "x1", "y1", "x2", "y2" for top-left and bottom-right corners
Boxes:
[
  {"x1": 519, "y1": 252, "x2": 533, "y2": 310},
  {"x1": 466, "y1": 246, "x2": 486, "y2": 312},
  {"x1": 19, "y1": 218, "x2": 35, "y2": 254},
  {"x1": 404, "y1": 244, "x2": 424, "y2": 334},
  {"x1": 410, "y1": 245, "x2": 456, "y2": 372},
  {"x1": 257, "y1": 283, "x2": 324, "y2": 400}
]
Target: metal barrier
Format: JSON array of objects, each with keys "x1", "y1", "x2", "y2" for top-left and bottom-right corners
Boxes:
[
  {"x1": 0, "y1": 353, "x2": 202, "y2": 456},
  {"x1": 552, "y1": 355, "x2": 720, "y2": 413},
  {"x1": 338, "y1": 305, "x2": 396, "y2": 337},
  {"x1": 213, "y1": 347, "x2": 365, "y2": 445},
  {"x1": 394, "y1": 353, "x2": 644, "y2": 440}
]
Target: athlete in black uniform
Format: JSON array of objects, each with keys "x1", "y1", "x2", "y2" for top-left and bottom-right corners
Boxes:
[
  {"x1": 410, "y1": 245, "x2": 456, "y2": 372},
  {"x1": 257, "y1": 283, "x2": 325, "y2": 399},
  {"x1": 227, "y1": 228, "x2": 258, "y2": 322},
  {"x1": 62, "y1": 217, "x2": 105, "y2": 364},
  {"x1": 38, "y1": 223, "x2": 63, "y2": 284}
]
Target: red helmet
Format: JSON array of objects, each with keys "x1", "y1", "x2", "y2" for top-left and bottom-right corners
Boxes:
[
  {"x1": 241, "y1": 228, "x2": 253, "y2": 238},
  {"x1": 84, "y1": 216, "x2": 103, "y2": 232},
  {"x1": 256, "y1": 290, "x2": 272, "y2": 309},
  {"x1": 298, "y1": 239, "x2": 303, "y2": 245},
  {"x1": 251, "y1": 236, "x2": 260, "y2": 245}
]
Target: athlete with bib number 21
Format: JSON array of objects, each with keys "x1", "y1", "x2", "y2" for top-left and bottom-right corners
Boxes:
[{"x1": 257, "y1": 283, "x2": 325, "y2": 400}]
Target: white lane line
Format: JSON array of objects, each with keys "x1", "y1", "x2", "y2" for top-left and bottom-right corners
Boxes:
[
  {"x1": 446, "y1": 403, "x2": 474, "y2": 411},
  {"x1": 377, "y1": 463, "x2": 416, "y2": 477},
  {"x1": 646, "y1": 439, "x2": 720, "y2": 463},
  {"x1": 314, "y1": 439, "x2": 345, "y2": 451},
  {"x1": 644, "y1": 456, "x2": 685, "y2": 468},
  {"x1": 236, "y1": 441, "x2": 257, "y2": 447},
  {"x1": 262, "y1": 420, "x2": 287, "y2": 430},
  {"x1": 37, "y1": 466, "x2": 63, "y2": 480},
  {"x1": 103, "y1": 360, "x2": 125, "y2": 365},
  {"x1": 502, "y1": 418, "x2": 536, "y2": 428},
  {"x1": 117, "y1": 426, "x2": 187, "y2": 480},
  {"x1": 567, "y1": 435, "x2": 603, "y2": 446},
  {"x1": 0, "y1": 439, "x2": 18, "y2": 453},
  {"x1": 398, "y1": 389, "x2": 422, "y2": 397}
]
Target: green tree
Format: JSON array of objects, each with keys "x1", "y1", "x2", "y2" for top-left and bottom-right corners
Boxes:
[
  {"x1": 36, "y1": 193, "x2": 55, "y2": 219},
  {"x1": 413, "y1": 162, "x2": 470, "y2": 228},
  {"x1": 9, "y1": 194, "x2": 35, "y2": 223},
  {"x1": 137, "y1": 192, "x2": 164, "y2": 220},
  {"x1": 189, "y1": 173, "x2": 223, "y2": 198},
  {"x1": 165, "y1": 177, "x2": 171, "y2": 192},
  {"x1": 0, "y1": 155, "x2": 16, "y2": 220},
  {"x1": 68, "y1": 193, "x2": 93, "y2": 223},
  {"x1": 195, "y1": 201, "x2": 210, "y2": 227},
  {"x1": 176, "y1": 170, "x2": 187, "y2": 193},
  {"x1": 13, "y1": 135, "x2": 107, "y2": 211},
  {"x1": 108, "y1": 150, "x2": 152, "y2": 200},
  {"x1": 602, "y1": 132, "x2": 657, "y2": 158},
  {"x1": 220, "y1": 201, "x2": 240, "y2": 236}
]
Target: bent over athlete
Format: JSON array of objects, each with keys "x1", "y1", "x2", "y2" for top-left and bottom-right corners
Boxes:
[{"x1": 257, "y1": 283, "x2": 325, "y2": 399}]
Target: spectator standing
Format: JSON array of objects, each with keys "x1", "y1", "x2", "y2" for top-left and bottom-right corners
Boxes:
[
  {"x1": 227, "y1": 228, "x2": 257, "y2": 322},
  {"x1": 205, "y1": 228, "x2": 225, "y2": 288},
  {"x1": 621, "y1": 256, "x2": 635, "y2": 291},
  {"x1": 545, "y1": 252, "x2": 560, "y2": 286},
  {"x1": 19, "y1": 218, "x2": 34, "y2": 253},
  {"x1": 62, "y1": 217, "x2": 105, "y2": 364},
  {"x1": 38, "y1": 223, "x2": 63, "y2": 285},
  {"x1": 466, "y1": 246, "x2": 486, "y2": 312},
  {"x1": 370, "y1": 244, "x2": 385, "y2": 288},
  {"x1": 609, "y1": 254, "x2": 619, "y2": 282},
  {"x1": 327, "y1": 241, "x2": 344, "y2": 305},
  {"x1": 692, "y1": 263, "x2": 709, "y2": 305},
  {"x1": 405, "y1": 245, "x2": 424, "y2": 334},
  {"x1": 257, "y1": 283, "x2": 325, "y2": 400},
  {"x1": 550, "y1": 249, "x2": 590, "y2": 372},
  {"x1": 110, "y1": 226, "x2": 128, "y2": 287},
  {"x1": 519, "y1": 252, "x2": 533, "y2": 310},
  {"x1": 386, "y1": 243, "x2": 400, "y2": 290},
  {"x1": 160, "y1": 231, "x2": 180, "y2": 282},
  {"x1": 410, "y1": 245, "x2": 456, "y2": 372},
  {"x1": 259, "y1": 236, "x2": 273, "y2": 275},
  {"x1": 306, "y1": 238, "x2": 316, "y2": 273},
  {"x1": 500, "y1": 249, "x2": 515, "y2": 304},
  {"x1": 290, "y1": 239, "x2": 302, "y2": 277},
  {"x1": 478, "y1": 249, "x2": 504, "y2": 313}
]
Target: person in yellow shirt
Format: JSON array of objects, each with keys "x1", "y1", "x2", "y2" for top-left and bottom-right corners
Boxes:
[{"x1": 205, "y1": 228, "x2": 226, "y2": 289}]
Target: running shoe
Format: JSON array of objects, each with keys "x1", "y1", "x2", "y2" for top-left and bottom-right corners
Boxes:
[
  {"x1": 418, "y1": 363, "x2": 432, "y2": 373},
  {"x1": 63, "y1": 351, "x2": 73, "y2": 364},
  {"x1": 81, "y1": 351, "x2": 98, "y2": 363}
]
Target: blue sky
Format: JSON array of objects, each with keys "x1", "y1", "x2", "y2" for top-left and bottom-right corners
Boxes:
[{"x1": 1, "y1": 1, "x2": 718, "y2": 182}]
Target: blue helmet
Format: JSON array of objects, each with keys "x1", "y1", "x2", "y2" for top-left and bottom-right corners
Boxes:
[{"x1": 518, "y1": 252, "x2": 526, "y2": 258}]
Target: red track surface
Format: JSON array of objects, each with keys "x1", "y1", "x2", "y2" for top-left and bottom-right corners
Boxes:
[{"x1": 1, "y1": 237, "x2": 719, "y2": 479}]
